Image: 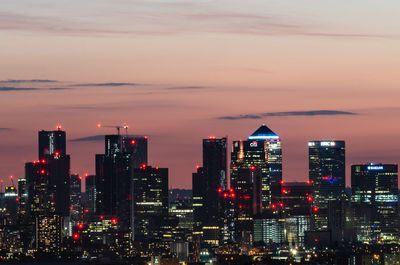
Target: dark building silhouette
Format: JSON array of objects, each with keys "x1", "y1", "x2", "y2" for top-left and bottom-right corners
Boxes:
[
  {"x1": 38, "y1": 127, "x2": 66, "y2": 159},
  {"x1": 23, "y1": 129, "x2": 71, "y2": 253},
  {"x1": 95, "y1": 135, "x2": 148, "y2": 234},
  {"x1": 85, "y1": 174, "x2": 96, "y2": 213},
  {"x1": 192, "y1": 137, "x2": 227, "y2": 246},
  {"x1": 70, "y1": 173, "x2": 82, "y2": 224}
]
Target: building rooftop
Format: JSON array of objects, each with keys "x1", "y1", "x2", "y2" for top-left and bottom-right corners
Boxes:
[{"x1": 248, "y1": 124, "x2": 279, "y2": 140}]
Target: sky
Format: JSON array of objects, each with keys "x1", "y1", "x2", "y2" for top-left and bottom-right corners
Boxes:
[{"x1": 0, "y1": 0, "x2": 400, "y2": 189}]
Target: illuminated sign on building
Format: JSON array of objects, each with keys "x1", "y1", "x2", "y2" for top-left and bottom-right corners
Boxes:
[
  {"x1": 250, "y1": 141, "x2": 258, "y2": 147},
  {"x1": 320, "y1": 141, "x2": 336, "y2": 147},
  {"x1": 367, "y1": 165, "x2": 384, "y2": 171}
]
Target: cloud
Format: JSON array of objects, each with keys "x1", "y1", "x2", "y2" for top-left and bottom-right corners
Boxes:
[
  {"x1": 0, "y1": 8, "x2": 397, "y2": 40},
  {"x1": 166, "y1": 86, "x2": 206, "y2": 90},
  {"x1": 74, "y1": 82, "x2": 138, "y2": 87},
  {"x1": 48, "y1": 87, "x2": 72, "y2": 90},
  {"x1": 70, "y1": 134, "x2": 147, "y2": 142},
  {"x1": 70, "y1": 135, "x2": 105, "y2": 142},
  {"x1": 0, "y1": 86, "x2": 39, "y2": 91},
  {"x1": 0, "y1": 86, "x2": 71, "y2": 91},
  {"x1": 218, "y1": 110, "x2": 357, "y2": 120},
  {"x1": 0, "y1": 79, "x2": 57, "y2": 83},
  {"x1": 0, "y1": 128, "x2": 12, "y2": 131}
]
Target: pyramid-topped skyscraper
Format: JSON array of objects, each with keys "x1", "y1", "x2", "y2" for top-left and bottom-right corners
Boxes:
[
  {"x1": 230, "y1": 124, "x2": 282, "y2": 244},
  {"x1": 248, "y1": 124, "x2": 280, "y2": 140}
]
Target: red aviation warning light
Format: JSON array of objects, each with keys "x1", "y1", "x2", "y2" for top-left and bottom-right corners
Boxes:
[
  {"x1": 131, "y1": 140, "x2": 136, "y2": 144},
  {"x1": 208, "y1": 136, "x2": 216, "y2": 140},
  {"x1": 271, "y1": 204, "x2": 276, "y2": 209},
  {"x1": 308, "y1": 196, "x2": 313, "y2": 202},
  {"x1": 223, "y1": 193, "x2": 228, "y2": 198},
  {"x1": 78, "y1": 223, "x2": 84, "y2": 229},
  {"x1": 111, "y1": 218, "x2": 117, "y2": 225},
  {"x1": 313, "y1": 207, "x2": 319, "y2": 212},
  {"x1": 56, "y1": 125, "x2": 62, "y2": 130},
  {"x1": 250, "y1": 165, "x2": 256, "y2": 171},
  {"x1": 279, "y1": 202, "x2": 284, "y2": 207},
  {"x1": 218, "y1": 188, "x2": 223, "y2": 193},
  {"x1": 73, "y1": 233, "x2": 79, "y2": 239},
  {"x1": 40, "y1": 170, "x2": 46, "y2": 174},
  {"x1": 100, "y1": 215, "x2": 104, "y2": 220}
]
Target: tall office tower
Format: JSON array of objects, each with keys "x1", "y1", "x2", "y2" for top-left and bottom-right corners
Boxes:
[
  {"x1": 231, "y1": 124, "x2": 282, "y2": 210},
  {"x1": 233, "y1": 166, "x2": 263, "y2": 249},
  {"x1": 2, "y1": 186, "x2": 18, "y2": 226},
  {"x1": 70, "y1": 174, "x2": 82, "y2": 224},
  {"x1": 95, "y1": 135, "x2": 148, "y2": 234},
  {"x1": 308, "y1": 140, "x2": 345, "y2": 230},
  {"x1": 351, "y1": 164, "x2": 398, "y2": 243},
  {"x1": 169, "y1": 190, "x2": 193, "y2": 243},
  {"x1": 38, "y1": 127, "x2": 66, "y2": 159},
  {"x1": 37, "y1": 128, "x2": 71, "y2": 216},
  {"x1": 192, "y1": 166, "x2": 205, "y2": 236},
  {"x1": 191, "y1": 137, "x2": 227, "y2": 247},
  {"x1": 217, "y1": 188, "x2": 236, "y2": 245},
  {"x1": 85, "y1": 175, "x2": 96, "y2": 213},
  {"x1": 25, "y1": 160, "x2": 63, "y2": 253},
  {"x1": 132, "y1": 166, "x2": 168, "y2": 243},
  {"x1": 17, "y1": 179, "x2": 28, "y2": 223},
  {"x1": 280, "y1": 182, "x2": 313, "y2": 248},
  {"x1": 24, "y1": 128, "x2": 71, "y2": 253},
  {"x1": 26, "y1": 157, "x2": 71, "y2": 216}
]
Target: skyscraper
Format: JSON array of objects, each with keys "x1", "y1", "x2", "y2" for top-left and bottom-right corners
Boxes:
[
  {"x1": 351, "y1": 164, "x2": 398, "y2": 243},
  {"x1": 231, "y1": 124, "x2": 282, "y2": 210},
  {"x1": 38, "y1": 127, "x2": 66, "y2": 159},
  {"x1": 192, "y1": 137, "x2": 227, "y2": 246},
  {"x1": 95, "y1": 135, "x2": 148, "y2": 234},
  {"x1": 24, "y1": 128, "x2": 71, "y2": 253},
  {"x1": 132, "y1": 166, "x2": 169, "y2": 243},
  {"x1": 308, "y1": 140, "x2": 345, "y2": 230},
  {"x1": 85, "y1": 174, "x2": 96, "y2": 213},
  {"x1": 70, "y1": 173, "x2": 82, "y2": 224}
]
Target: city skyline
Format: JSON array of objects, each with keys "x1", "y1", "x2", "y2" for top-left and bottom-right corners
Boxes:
[
  {"x1": 0, "y1": 117, "x2": 399, "y2": 189},
  {"x1": 1, "y1": 0, "x2": 400, "y2": 188}
]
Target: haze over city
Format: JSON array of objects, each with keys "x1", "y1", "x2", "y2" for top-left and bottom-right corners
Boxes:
[{"x1": 1, "y1": 0, "x2": 400, "y2": 188}]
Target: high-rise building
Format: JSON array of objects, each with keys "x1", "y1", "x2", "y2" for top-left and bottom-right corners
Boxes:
[
  {"x1": 38, "y1": 127, "x2": 66, "y2": 159},
  {"x1": 2, "y1": 186, "x2": 18, "y2": 226},
  {"x1": 192, "y1": 137, "x2": 227, "y2": 247},
  {"x1": 95, "y1": 135, "x2": 148, "y2": 234},
  {"x1": 24, "y1": 128, "x2": 71, "y2": 253},
  {"x1": 132, "y1": 166, "x2": 168, "y2": 243},
  {"x1": 351, "y1": 164, "x2": 398, "y2": 243},
  {"x1": 17, "y1": 179, "x2": 28, "y2": 223},
  {"x1": 70, "y1": 174, "x2": 82, "y2": 224},
  {"x1": 234, "y1": 166, "x2": 263, "y2": 247},
  {"x1": 308, "y1": 140, "x2": 345, "y2": 230},
  {"x1": 85, "y1": 175, "x2": 96, "y2": 213},
  {"x1": 231, "y1": 125, "x2": 282, "y2": 210}
]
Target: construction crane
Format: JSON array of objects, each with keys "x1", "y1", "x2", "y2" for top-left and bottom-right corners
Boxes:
[{"x1": 97, "y1": 123, "x2": 129, "y2": 135}]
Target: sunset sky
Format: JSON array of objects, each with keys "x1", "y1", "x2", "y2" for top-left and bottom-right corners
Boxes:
[{"x1": 1, "y1": 0, "x2": 400, "y2": 189}]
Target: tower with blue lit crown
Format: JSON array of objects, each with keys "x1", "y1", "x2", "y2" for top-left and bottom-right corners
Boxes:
[{"x1": 230, "y1": 124, "x2": 282, "y2": 245}]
